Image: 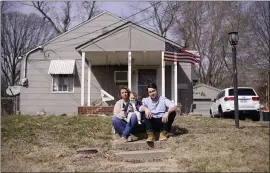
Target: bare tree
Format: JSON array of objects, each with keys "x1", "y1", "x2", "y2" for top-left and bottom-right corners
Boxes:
[
  {"x1": 246, "y1": 2, "x2": 269, "y2": 71},
  {"x1": 1, "y1": 1, "x2": 17, "y2": 13},
  {"x1": 1, "y1": 12, "x2": 55, "y2": 87},
  {"x1": 173, "y1": 2, "x2": 250, "y2": 88},
  {"x1": 21, "y1": 1, "x2": 100, "y2": 35},
  {"x1": 240, "y1": 1, "x2": 270, "y2": 103},
  {"x1": 131, "y1": 1, "x2": 182, "y2": 37}
]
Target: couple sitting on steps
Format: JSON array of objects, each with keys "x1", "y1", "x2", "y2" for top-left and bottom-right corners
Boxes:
[{"x1": 112, "y1": 83, "x2": 177, "y2": 143}]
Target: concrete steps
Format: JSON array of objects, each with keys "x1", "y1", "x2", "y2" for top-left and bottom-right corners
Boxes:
[
  {"x1": 114, "y1": 148, "x2": 169, "y2": 162},
  {"x1": 112, "y1": 140, "x2": 167, "y2": 151}
]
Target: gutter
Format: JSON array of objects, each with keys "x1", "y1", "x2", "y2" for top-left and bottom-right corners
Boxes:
[{"x1": 21, "y1": 46, "x2": 43, "y2": 87}]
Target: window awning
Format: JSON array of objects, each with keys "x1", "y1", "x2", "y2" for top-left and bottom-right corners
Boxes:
[{"x1": 48, "y1": 60, "x2": 76, "y2": 74}]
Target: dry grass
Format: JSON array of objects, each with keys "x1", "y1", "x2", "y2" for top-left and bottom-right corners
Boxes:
[
  {"x1": 1, "y1": 115, "x2": 269, "y2": 172},
  {"x1": 167, "y1": 116, "x2": 269, "y2": 172},
  {"x1": 1, "y1": 115, "x2": 113, "y2": 172}
]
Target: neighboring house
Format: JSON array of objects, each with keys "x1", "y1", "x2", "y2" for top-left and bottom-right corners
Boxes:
[
  {"x1": 192, "y1": 83, "x2": 221, "y2": 116},
  {"x1": 20, "y1": 11, "x2": 199, "y2": 116}
]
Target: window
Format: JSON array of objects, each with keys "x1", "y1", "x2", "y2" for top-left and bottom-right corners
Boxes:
[
  {"x1": 220, "y1": 91, "x2": 225, "y2": 98},
  {"x1": 228, "y1": 88, "x2": 256, "y2": 96},
  {"x1": 52, "y1": 74, "x2": 74, "y2": 93}
]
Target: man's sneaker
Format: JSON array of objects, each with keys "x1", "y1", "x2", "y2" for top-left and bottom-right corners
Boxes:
[
  {"x1": 127, "y1": 134, "x2": 138, "y2": 142},
  {"x1": 159, "y1": 131, "x2": 168, "y2": 141},
  {"x1": 146, "y1": 132, "x2": 155, "y2": 142}
]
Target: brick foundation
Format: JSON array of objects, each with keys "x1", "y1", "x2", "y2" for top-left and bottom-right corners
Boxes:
[{"x1": 78, "y1": 106, "x2": 114, "y2": 115}]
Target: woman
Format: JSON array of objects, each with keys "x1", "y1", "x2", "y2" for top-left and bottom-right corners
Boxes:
[{"x1": 112, "y1": 86, "x2": 139, "y2": 142}]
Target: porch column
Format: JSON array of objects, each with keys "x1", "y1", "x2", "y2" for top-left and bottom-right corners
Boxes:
[
  {"x1": 81, "y1": 52, "x2": 85, "y2": 106},
  {"x1": 174, "y1": 61, "x2": 178, "y2": 104},
  {"x1": 161, "y1": 51, "x2": 165, "y2": 96},
  {"x1": 171, "y1": 64, "x2": 174, "y2": 102},
  {"x1": 87, "y1": 60, "x2": 91, "y2": 106},
  {"x1": 128, "y1": 51, "x2": 132, "y2": 90}
]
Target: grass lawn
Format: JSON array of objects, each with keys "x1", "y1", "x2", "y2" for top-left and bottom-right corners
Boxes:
[{"x1": 1, "y1": 115, "x2": 269, "y2": 172}]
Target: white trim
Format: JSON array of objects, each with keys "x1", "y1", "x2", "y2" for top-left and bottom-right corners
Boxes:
[
  {"x1": 101, "y1": 89, "x2": 115, "y2": 102},
  {"x1": 128, "y1": 51, "x2": 132, "y2": 90},
  {"x1": 51, "y1": 74, "x2": 75, "y2": 94},
  {"x1": 161, "y1": 51, "x2": 165, "y2": 97},
  {"x1": 81, "y1": 52, "x2": 85, "y2": 106},
  {"x1": 174, "y1": 61, "x2": 178, "y2": 104},
  {"x1": 77, "y1": 22, "x2": 184, "y2": 51},
  {"x1": 171, "y1": 64, "x2": 174, "y2": 102},
  {"x1": 87, "y1": 60, "x2": 91, "y2": 106},
  {"x1": 41, "y1": 11, "x2": 125, "y2": 47}
]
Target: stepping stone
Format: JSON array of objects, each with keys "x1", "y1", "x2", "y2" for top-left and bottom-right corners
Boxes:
[{"x1": 76, "y1": 148, "x2": 98, "y2": 154}]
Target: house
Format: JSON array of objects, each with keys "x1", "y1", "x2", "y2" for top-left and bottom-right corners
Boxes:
[
  {"x1": 192, "y1": 83, "x2": 221, "y2": 116},
  {"x1": 19, "y1": 11, "x2": 200, "y2": 116}
]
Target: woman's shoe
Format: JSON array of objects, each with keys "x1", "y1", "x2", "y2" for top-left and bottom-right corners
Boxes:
[
  {"x1": 127, "y1": 134, "x2": 138, "y2": 142},
  {"x1": 120, "y1": 137, "x2": 128, "y2": 143}
]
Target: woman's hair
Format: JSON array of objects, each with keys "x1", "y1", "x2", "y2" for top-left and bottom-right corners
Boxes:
[
  {"x1": 147, "y1": 82, "x2": 157, "y2": 90},
  {"x1": 119, "y1": 86, "x2": 130, "y2": 99}
]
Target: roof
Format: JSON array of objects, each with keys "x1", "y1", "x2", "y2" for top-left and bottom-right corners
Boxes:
[
  {"x1": 41, "y1": 11, "x2": 126, "y2": 47},
  {"x1": 193, "y1": 83, "x2": 221, "y2": 92},
  {"x1": 75, "y1": 21, "x2": 184, "y2": 51}
]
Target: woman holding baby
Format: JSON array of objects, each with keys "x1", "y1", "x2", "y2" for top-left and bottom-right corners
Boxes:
[{"x1": 111, "y1": 86, "x2": 142, "y2": 142}]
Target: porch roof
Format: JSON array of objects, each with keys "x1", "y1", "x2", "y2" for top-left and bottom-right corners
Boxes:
[{"x1": 75, "y1": 21, "x2": 184, "y2": 52}]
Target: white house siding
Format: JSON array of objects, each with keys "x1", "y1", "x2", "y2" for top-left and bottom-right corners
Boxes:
[
  {"x1": 193, "y1": 84, "x2": 221, "y2": 116},
  {"x1": 20, "y1": 12, "x2": 125, "y2": 115}
]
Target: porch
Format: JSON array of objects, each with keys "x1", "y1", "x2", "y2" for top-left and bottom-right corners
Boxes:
[
  {"x1": 79, "y1": 50, "x2": 179, "y2": 106},
  {"x1": 74, "y1": 21, "x2": 196, "y2": 115}
]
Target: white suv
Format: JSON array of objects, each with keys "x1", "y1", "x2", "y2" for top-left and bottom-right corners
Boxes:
[{"x1": 210, "y1": 87, "x2": 260, "y2": 121}]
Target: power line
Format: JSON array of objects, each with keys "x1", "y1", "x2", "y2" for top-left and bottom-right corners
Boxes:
[
  {"x1": 48, "y1": 1, "x2": 162, "y2": 45},
  {"x1": 24, "y1": 2, "x2": 188, "y2": 105},
  {"x1": 47, "y1": 1, "x2": 188, "y2": 52}
]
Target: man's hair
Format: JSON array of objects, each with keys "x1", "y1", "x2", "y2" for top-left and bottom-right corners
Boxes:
[
  {"x1": 147, "y1": 83, "x2": 157, "y2": 90},
  {"x1": 119, "y1": 86, "x2": 130, "y2": 98}
]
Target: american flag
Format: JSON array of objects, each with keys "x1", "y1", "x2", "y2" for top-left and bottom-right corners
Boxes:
[{"x1": 164, "y1": 42, "x2": 200, "y2": 65}]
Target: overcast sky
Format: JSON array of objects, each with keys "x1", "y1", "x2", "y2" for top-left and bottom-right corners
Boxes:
[
  {"x1": 11, "y1": 1, "x2": 174, "y2": 40},
  {"x1": 17, "y1": 1, "x2": 148, "y2": 18}
]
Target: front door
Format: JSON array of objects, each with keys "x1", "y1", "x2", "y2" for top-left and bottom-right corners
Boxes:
[{"x1": 137, "y1": 69, "x2": 157, "y2": 100}]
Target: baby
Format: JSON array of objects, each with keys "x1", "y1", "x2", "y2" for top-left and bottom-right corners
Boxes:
[{"x1": 125, "y1": 92, "x2": 142, "y2": 125}]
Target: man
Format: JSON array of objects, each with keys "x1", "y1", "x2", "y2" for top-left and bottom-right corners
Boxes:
[{"x1": 139, "y1": 83, "x2": 177, "y2": 142}]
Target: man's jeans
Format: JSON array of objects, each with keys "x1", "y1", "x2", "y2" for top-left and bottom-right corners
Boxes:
[
  {"x1": 143, "y1": 111, "x2": 176, "y2": 133},
  {"x1": 112, "y1": 114, "x2": 138, "y2": 138}
]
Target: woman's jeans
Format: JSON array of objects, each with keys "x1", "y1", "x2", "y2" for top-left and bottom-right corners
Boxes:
[{"x1": 112, "y1": 114, "x2": 138, "y2": 138}]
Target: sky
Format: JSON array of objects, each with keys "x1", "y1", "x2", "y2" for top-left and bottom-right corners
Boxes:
[
  {"x1": 10, "y1": 1, "x2": 174, "y2": 40},
  {"x1": 17, "y1": 1, "x2": 147, "y2": 19}
]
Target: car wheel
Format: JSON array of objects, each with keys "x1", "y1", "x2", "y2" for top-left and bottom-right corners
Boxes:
[
  {"x1": 251, "y1": 113, "x2": 260, "y2": 121},
  {"x1": 239, "y1": 114, "x2": 246, "y2": 120},
  {"x1": 218, "y1": 107, "x2": 223, "y2": 118}
]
